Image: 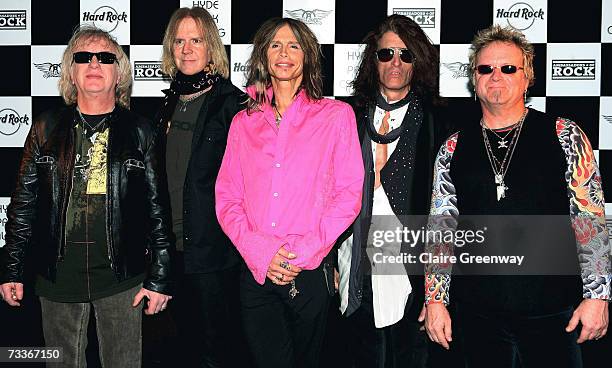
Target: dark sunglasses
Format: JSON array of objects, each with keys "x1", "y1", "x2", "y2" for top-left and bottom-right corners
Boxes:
[
  {"x1": 73, "y1": 51, "x2": 118, "y2": 64},
  {"x1": 475, "y1": 64, "x2": 524, "y2": 75},
  {"x1": 376, "y1": 48, "x2": 415, "y2": 63}
]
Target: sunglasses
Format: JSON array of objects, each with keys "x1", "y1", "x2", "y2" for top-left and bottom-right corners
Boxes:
[
  {"x1": 475, "y1": 64, "x2": 524, "y2": 75},
  {"x1": 73, "y1": 51, "x2": 118, "y2": 64},
  {"x1": 376, "y1": 48, "x2": 415, "y2": 63}
]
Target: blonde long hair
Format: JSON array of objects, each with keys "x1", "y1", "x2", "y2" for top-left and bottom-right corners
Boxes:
[
  {"x1": 58, "y1": 25, "x2": 132, "y2": 108},
  {"x1": 161, "y1": 7, "x2": 229, "y2": 78}
]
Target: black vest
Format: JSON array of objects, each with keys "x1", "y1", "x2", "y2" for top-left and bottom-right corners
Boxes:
[{"x1": 450, "y1": 109, "x2": 582, "y2": 315}]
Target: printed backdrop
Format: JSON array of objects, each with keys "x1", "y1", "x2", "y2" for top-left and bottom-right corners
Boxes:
[
  {"x1": 1, "y1": 1, "x2": 612, "y2": 365},
  {"x1": 1, "y1": 0, "x2": 612, "y2": 243}
]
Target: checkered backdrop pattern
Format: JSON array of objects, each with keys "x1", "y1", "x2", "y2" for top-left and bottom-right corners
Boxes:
[{"x1": 1, "y1": 0, "x2": 612, "y2": 244}]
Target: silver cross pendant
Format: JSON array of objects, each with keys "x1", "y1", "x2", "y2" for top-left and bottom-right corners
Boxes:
[{"x1": 497, "y1": 139, "x2": 508, "y2": 149}]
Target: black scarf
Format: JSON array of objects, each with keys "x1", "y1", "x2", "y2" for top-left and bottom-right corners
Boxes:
[
  {"x1": 358, "y1": 89, "x2": 424, "y2": 244},
  {"x1": 156, "y1": 68, "x2": 221, "y2": 129},
  {"x1": 366, "y1": 90, "x2": 422, "y2": 144},
  {"x1": 169, "y1": 69, "x2": 220, "y2": 95}
]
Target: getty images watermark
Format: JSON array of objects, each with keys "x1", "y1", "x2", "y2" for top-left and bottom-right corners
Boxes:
[
  {"x1": 368, "y1": 226, "x2": 529, "y2": 268},
  {"x1": 363, "y1": 215, "x2": 601, "y2": 275}
]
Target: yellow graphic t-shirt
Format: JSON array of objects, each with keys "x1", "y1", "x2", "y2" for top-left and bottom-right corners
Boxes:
[{"x1": 86, "y1": 128, "x2": 108, "y2": 194}]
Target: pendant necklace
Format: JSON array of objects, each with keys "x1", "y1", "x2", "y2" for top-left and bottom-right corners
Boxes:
[
  {"x1": 481, "y1": 109, "x2": 528, "y2": 201},
  {"x1": 272, "y1": 99, "x2": 282, "y2": 128}
]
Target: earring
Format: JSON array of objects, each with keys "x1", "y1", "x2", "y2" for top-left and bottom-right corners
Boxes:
[
  {"x1": 523, "y1": 90, "x2": 527, "y2": 103},
  {"x1": 474, "y1": 89, "x2": 477, "y2": 101}
]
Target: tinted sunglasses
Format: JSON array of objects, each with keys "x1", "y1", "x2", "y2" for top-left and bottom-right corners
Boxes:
[
  {"x1": 475, "y1": 64, "x2": 524, "y2": 74},
  {"x1": 376, "y1": 48, "x2": 415, "y2": 63},
  {"x1": 73, "y1": 51, "x2": 118, "y2": 64}
]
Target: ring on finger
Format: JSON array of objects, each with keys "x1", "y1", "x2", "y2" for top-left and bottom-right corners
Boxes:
[{"x1": 280, "y1": 260, "x2": 291, "y2": 271}]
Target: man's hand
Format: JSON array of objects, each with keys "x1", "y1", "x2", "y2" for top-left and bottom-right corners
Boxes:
[
  {"x1": 0, "y1": 282, "x2": 23, "y2": 307},
  {"x1": 425, "y1": 303, "x2": 453, "y2": 349},
  {"x1": 566, "y1": 299, "x2": 609, "y2": 343},
  {"x1": 418, "y1": 303, "x2": 426, "y2": 331},
  {"x1": 266, "y1": 246, "x2": 302, "y2": 285},
  {"x1": 132, "y1": 288, "x2": 172, "y2": 315}
]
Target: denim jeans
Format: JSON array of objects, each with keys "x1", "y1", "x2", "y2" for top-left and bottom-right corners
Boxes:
[{"x1": 39, "y1": 284, "x2": 142, "y2": 368}]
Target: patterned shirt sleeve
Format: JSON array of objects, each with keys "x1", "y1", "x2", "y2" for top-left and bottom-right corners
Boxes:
[
  {"x1": 556, "y1": 118, "x2": 612, "y2": 300},
  {"x1": 425, "y1": 132, "x2": 460, "y2": 305}
]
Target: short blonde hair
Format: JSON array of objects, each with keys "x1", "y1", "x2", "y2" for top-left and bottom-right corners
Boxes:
[
  {"x1": 58, "y1": 25, "x2": 132, "y2": 108},
  {"x1": 161, "y1": 7, "x2": 229, "y2": 78},
  {"x1": 468, "y1": 25, "x2": 535, "y2": 87}
]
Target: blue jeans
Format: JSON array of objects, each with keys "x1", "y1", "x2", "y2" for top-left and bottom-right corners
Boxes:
[
  {"x1": 456, "y1": 303, "x2": 582, "y2": 368},
  {"x1": 39, "y1": 284, "x2": 142, "y2": 368}
]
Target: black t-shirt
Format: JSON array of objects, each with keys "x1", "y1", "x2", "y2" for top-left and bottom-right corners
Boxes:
[{"x1": 166, "y1": 93, "x2": 207, "y2": 252}]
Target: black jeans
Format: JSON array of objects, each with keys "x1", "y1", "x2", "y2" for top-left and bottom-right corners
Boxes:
[
  {"x1": 240, "y1": 265, "x2": 331, "y2": 368},
  {"x1": 456, "y1": 303, "x2": 582, "y2": 368},
  {"x1": 177, "y1": 266, "x2": 249, "y2": 368}
]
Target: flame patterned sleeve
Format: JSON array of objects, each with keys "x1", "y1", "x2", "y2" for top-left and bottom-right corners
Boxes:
[
  {"x1": 424, "y1": 132, "x2": 460, "y2": 305},
  {"x1": 556, "y1": 118, "x2": 612, "y2": 300}
]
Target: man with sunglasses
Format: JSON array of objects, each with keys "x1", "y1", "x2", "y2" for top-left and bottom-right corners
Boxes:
[
  {"x1": 337, "y1": 14, "x2": 451, "y2": 367},
  {"x1": 0, "y1": 26, "x2": 174, "y2": 367},
  {"x1": 424, "y1": 25, "x2": 610, "y2": 367}
]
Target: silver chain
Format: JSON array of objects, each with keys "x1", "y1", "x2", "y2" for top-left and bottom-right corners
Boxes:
[
  {"x1": 178, "y1": 89, "x2": 207, "y2": 112},
  {"x1": 480, "y1": 109, "x2": 528, "y2": 199},
  {"x1": 77, "y1": 108, "x2": 110, "y2": 132},
  {"x1": 483, "y1": 121, "x2": 520, "y2": 149}
]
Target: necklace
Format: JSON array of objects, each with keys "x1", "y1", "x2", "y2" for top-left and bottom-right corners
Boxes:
[
  {"x1": 482, "y1": 122, "x2": 519, "y2": 149},
  {"x1": 480, "y1": 109, "x2": 528, "y2": 201},
  {"x1": 78, "y1": 109, "x2": 110, "y2": 133},
  {"x1": 272, "y1": 100, "x2": 282, "y2": 128},
  {"x1": 178, "y1": 89, "x2": 207, "y2": 112}
]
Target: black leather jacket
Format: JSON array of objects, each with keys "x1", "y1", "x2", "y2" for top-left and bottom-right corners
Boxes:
[{"x1": 0, "y1": 105, "x2": 175, "y2": 295}]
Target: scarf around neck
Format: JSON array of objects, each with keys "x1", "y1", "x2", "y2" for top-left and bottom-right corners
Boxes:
[{"x1": 170, "y1": 68, "x2": 220, "y2": 95}]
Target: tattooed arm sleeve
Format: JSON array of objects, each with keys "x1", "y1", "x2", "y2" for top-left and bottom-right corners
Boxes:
[
  {"x1": 556, "y1": 118, "x2": 612, "y2": 300},
  {"x1": 425, "y1": 133, "x2": 460, "y2": 305}
]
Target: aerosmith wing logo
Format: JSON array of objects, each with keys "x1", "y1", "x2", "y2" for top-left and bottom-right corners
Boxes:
[
  {"x1": 442, "y1": 62, "x2": 470, "y2": 79},
  {"x1": 34, "y1": 63, "x2": 62, "y2": 78},
  {"x1": 285, "y1": 9, "x2": 333, "y2": 25}
]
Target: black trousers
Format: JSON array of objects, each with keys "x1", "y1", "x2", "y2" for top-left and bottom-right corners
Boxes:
[
  {"x1": 456, "y1": 303, "x2": 582, "y2": 368},
  {"x1": 177, "y1": 265, "x2": 250, "y2": 368},
  {"x1": 240, "y1": 265, "x2": 331, "y2": 368},
  {"x1": 345, "y1": 278, "x2": 428, "y2": 368}
]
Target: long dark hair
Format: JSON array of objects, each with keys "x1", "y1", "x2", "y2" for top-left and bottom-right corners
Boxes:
[
  {"x1": 351, "y1": 14, "x2": 441, "y2": 108},
  {"x1": 245, "y1": 17, "x2": 323, "y2": 113}
]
